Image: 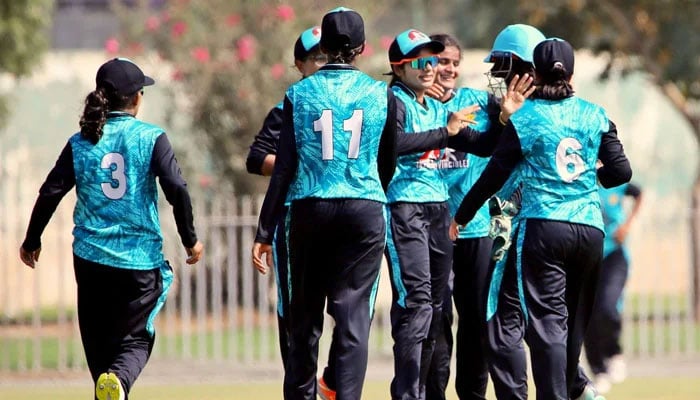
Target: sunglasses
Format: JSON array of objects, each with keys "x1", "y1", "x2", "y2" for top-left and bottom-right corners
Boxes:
[{"x1": 392, "y1": 55, "x2": 439, "y2": 70}]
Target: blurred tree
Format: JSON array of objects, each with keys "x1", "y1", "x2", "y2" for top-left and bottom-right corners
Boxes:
[
  {"x1": 112, "y1": 0, "x2": 397, "y2": 195},
  {"x1": 452, "y1": 0, "x2": 700, "y2": 319},
  {"x1": 0, "y1": 1, "x2": 53, "y2": 128}
]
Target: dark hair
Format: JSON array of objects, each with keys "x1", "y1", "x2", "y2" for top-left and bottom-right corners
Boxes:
[
  {"x1": 324, "y1": 43, "x2": 364, "y2": 64},
  {"x1": 533, "y1": 63, "x2": 574, "y2": 100},
  {"x1": 387, "y1": 63, "x2": 407, "y2": 87},
  {"x1": 509, "y1": 59, "x2": 535, "y2": 81},
  {"x1": 490, "y1": 55, "x2": 536, "y2": 85},
  {"x1": 79, "y1": 87, "x2": 136, "y2": 144},
  {"x1": 429, "y1": 33, "x2": 461, "y2": 56}
]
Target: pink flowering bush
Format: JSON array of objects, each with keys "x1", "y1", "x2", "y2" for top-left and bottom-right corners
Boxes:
[{"x1": 113, "y1": 1, "x2": 395, "y2": 193}]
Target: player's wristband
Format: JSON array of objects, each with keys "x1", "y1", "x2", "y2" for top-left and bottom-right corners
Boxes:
[{"x1": 498, "y1": 112, "x2": 508, "y2": 126}]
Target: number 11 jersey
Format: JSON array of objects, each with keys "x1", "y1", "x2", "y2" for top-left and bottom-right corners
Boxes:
[{"x1": 285, "y1": 67, "x2": 389, "y2": 203}]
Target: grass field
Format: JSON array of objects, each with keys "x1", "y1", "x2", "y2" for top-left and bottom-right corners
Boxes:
[{"x1": 1, "y1": 376, "x2": 699, "y2": 399}]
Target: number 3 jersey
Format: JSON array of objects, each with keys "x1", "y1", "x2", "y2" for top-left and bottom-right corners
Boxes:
[
  {"x1": 285, "y1": 68, "x2": 389, "y2": 203},
  {"x1": 70, "y1": 115, "x2": 164, "y2": 269},
  {"x1": 510, "y1": 97, "x2": 608, "y2": 231}
]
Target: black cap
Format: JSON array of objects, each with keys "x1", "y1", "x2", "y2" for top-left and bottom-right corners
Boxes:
[
  {"x1": 96, "y1": 58, "x2": 155, "y2": 96},
  {"x1": 533, "y1": 38, "x2": 575, "y2": 79},
  {"x1": 294, "y1": 26, "x2": 322, "y2": 60},
  {"x1": 320, "y1": 7, "x2": 365, "y2": 51},
  {"x1": 388, "y1": 29, "x2": 445, "y2": 63}
]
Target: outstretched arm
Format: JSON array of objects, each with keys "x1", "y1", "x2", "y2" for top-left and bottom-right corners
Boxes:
[{"x1": 21, "y1": 142, "x2": 76, "y2": 268}]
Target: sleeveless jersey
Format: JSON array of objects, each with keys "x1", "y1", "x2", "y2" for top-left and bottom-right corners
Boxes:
[
  {"x1": 386, "y1": 85, "x2": 450, "y2": 203},
  {"x1": 285, "y1": 68, "x2": 388, "y2": 203},
  {"x1": 441, "y1": 87, "x2": 492, "y2": 238},
  {"x1": 70, "y1": 115, "x2": 164, "y2": 270},
  {"x1": 510, "y1": 97, "x2": 608, "y2": 231}
]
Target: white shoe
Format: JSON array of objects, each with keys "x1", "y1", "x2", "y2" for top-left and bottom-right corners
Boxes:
[
  {"x1": 594, "y1": 373, "x2": 612, "y2": 394},
  {"x1": 608, "y1": 354, "x2": 627, "y2": 383}
]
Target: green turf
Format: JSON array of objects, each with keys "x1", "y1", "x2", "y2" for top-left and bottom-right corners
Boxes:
[
  {"x1": 2, "y1": 319, "x2": 698, "y2": 371},
  {"x1": 1, "y1": 376, "x2": 699, "y2": 399}
]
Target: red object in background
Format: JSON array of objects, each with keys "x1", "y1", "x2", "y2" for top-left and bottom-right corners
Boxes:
[
  {"x1": 191, "y1": 47, "x2": 211, "y2": 64},
  {"x1": 171, "y1": 68, "x2": 184, "y2": 81},
  {"x1": 236, "y1": 35, "x2": 256, "y2": 62},
  {"x1": 145, "y1": 15, "x2": 161, "y2": 32},
  {"x1": 105, "y1": 37, "x2": 120, "y2": 55},
  {"x1": 199, "y1": 174, "x2": 213, "y2": 189},
  {"x1": 171, "y1": 21, "x2": 188, "y2": 39},
  {"x1": 226, "y1": 13, "x2": 241, "y2": 27},
  {"x1": 276, "y1": 4, "x2": 295, "y2": 22},
  {"x1": 380, "y1": 35, "x2": 393, "y2": 50},
  {"x1": 363, "y1": 43, "x2": 374, "y2": 57},
  {"x1": 270, "y1": 63, "x2": 286, "y2": 80},
  {"x1": 127, "y1": 42, "x2": 144, "y2": 56}
]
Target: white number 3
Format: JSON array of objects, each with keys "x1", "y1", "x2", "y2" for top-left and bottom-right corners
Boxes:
[
  {"x1": 555, "y1": 138, "x2": 585, "y2": 183},
  {"x1": 101, "y1": 153, "x2": 126, "y2": 199}
]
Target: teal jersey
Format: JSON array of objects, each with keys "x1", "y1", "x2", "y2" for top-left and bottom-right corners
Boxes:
[
  {"x1": 285, "y1": 68, "x2": 388, "y2": 202},
  {"x1": 600, "y1": 183, "x2": 629, "y2": 257},
  {"x1": 511, "y1": 97, "x2": 608, "y2": 231},
  {"x1": 441, "y1": 87, "x2": 492, "y2": 238},
  {"x1": 70, "y1": 115, "x2": 164, "y2": 270},
  {"x1": 387, "y1": 85, "x2": 450, "y2": 203}
]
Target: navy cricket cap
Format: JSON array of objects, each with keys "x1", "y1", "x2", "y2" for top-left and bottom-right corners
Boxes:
[
  {"x1": 388, "y1": 29, "x2": 445, "y2": 63},
  {"x1": 533, "y1": 38, "x2": 575, "y2": 79},
  {"x1": 320, "y1": 7, "x2": 365, "y2": 51},
  {"x1": 96, "y1": 57, "x2": 155, "y2": 96},
  {"x1": 294, "y1": 26, "x2": 322, "y2": 60}
]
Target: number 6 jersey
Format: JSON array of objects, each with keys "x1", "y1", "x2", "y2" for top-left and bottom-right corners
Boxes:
[{"x1": 510, "y1": 97, "x2": 609, "y2": 231}]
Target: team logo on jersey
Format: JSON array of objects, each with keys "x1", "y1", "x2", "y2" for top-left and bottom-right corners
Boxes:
[
  {"x1": 417, "y1": 149, "x2": 440, "y2": 169},
  {"x1": 312, "y1": 27, "x2": 321, "y2": 38},
  {"x1": 438, "y1": 147, "x2": 469, "y2": 169},
  {"x1": 608, "y1": 194, "x2": 620, "y2": 205}
]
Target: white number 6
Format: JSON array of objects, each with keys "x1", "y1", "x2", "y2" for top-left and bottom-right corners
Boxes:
[
  {"x1": 101, "y1": 153, "x2": 126, "y2": 199},
  {"x1": 555, "y1": 138, "x2": 585, "y2": 183}
]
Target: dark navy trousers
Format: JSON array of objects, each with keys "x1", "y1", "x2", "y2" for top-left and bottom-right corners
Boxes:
[
  {"x1": 386, "y1": 202, "x2": 453, "y2": 400},
  {"x1": 584, "y1": 247, "x2": 629, "y2": 374},
  {"x1": 273, "y1": 206, "x2": 291, "y2": 369},
  {"x1": 486, "y1": 219, "x2": 603, "y2": 400},
  {"x1": 284, "y1": 198, "x2": 385, "y2": 400},
  {"x1": 74, "y1": 255, "x2": 164, "y2": 400},
  {"x1": 425, "y1": 237, "x2": 493, "y2": 400}
]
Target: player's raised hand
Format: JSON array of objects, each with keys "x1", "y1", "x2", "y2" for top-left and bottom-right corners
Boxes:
[
  {"x1": 252, "y1": 242, "x2": 273, "y2": 275},
  {"x1": 446, "y1": 105, "x2": 479, "y2": 135},
  {"x1": 19, "y1": 246, "x2": 41, "y2": 269},
  {"x1": 499, "y1": 73, "x2": 535, "y2": 121},
  {"x1": 186, "y1": 240, "x2": 204, "y2": 265}
]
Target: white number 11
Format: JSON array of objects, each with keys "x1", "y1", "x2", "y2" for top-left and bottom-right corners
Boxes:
[{"x1": 313, "y1": 109, "x2": 364, "y2": 160}]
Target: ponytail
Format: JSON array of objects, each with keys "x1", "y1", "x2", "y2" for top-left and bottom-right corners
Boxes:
[
  {"x1": 533, "y1": 63, "x2": 574, "y2": 100},
  {"x1": 325, "y1": 43, "x2": 365, "y2": 64},
  {"x1": 79, "y1": 87, "x2": 138, "y2": 144},
  {"x1": 79, "y1": 87, "x2": 108, "y2": 144}
]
